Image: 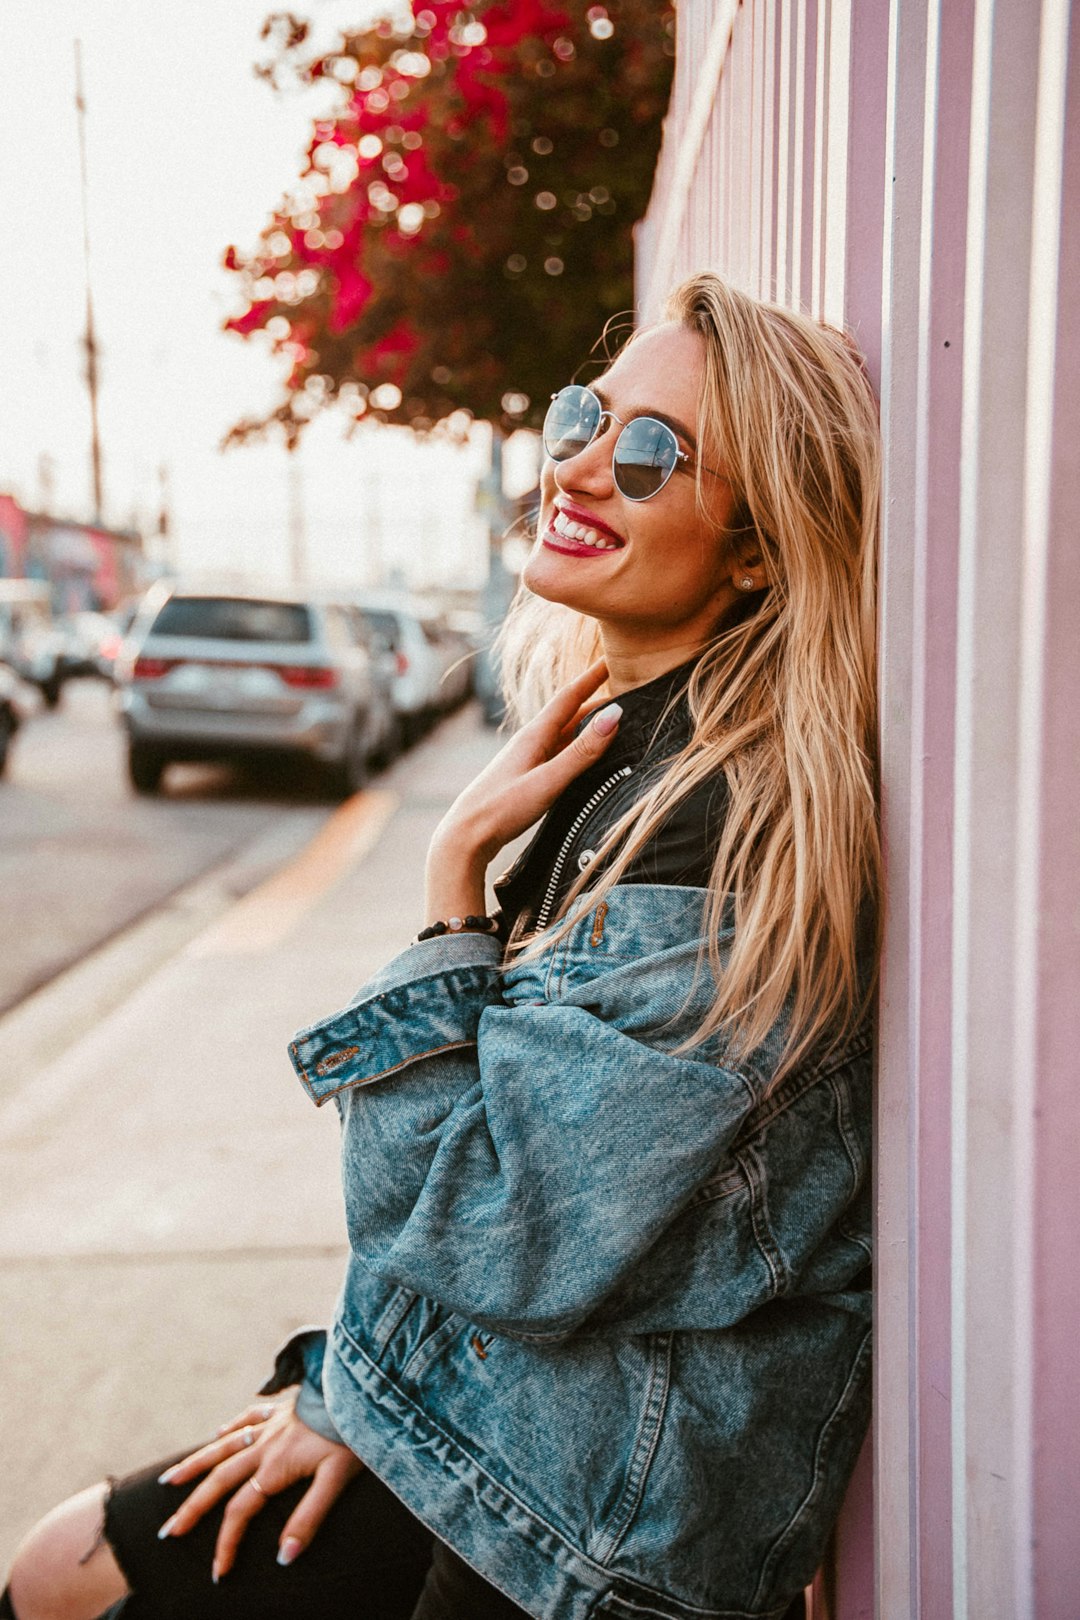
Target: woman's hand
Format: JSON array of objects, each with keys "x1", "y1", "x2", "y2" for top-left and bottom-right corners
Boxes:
[
  {"x1": 157, "y1": 1394, "x2": 364, "y2": 1582},
  {"x1": 425, "y1": 660, "x2": 622, "y2": 923}
]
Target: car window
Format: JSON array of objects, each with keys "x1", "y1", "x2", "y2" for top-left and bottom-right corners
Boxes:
[
  {"x1": 346, "y1": 608, "x2": 374, "y2": 650},
  {"x1": 358, "y1": 610, "x2": 400, "y2": 652},
  {"x1": 149, "y1": 598, "x2": 312, "y2": 643}
]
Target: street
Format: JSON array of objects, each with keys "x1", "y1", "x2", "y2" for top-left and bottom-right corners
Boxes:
[
  {"x1": 0, "y1": 694, "x2": 502, "y2": 1566},
  {"x1": 0, "y1": 679, "x2": 337, "y2": 1027}
]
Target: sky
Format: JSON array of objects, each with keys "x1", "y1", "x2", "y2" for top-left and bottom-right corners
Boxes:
[{"x1": 0, "y1": 0, "x2": 510, "y2": 593}]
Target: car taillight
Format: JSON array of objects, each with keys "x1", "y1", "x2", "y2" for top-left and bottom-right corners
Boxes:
[
  {"x1": 133, "y1": 656, "x2": 177, "y2": 679},
  {"x1": 276, "y1": 665, "x2": 339, "y2": 690},
  {"x1": 395, "y1": 650, "x2": 409, "y2": 675}
]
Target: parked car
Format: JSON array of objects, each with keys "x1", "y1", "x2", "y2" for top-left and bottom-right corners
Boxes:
[
  {"x1": 353, "y1": 600, "x2": 447, "y2": 745},
  {"x1": 433, "y1": 619, "x2": 478, "y2": 710},
  {"x1": 0, "y1": 661, "x2": 29, "y2": 777},
  {"x1": 116, "y1": 586, "x2": 383, "y2": 796},
  {"x1": 0, "y1": 580, "x2": 69, "y2": 707},
  {"x1": 58, "y1": 610, "x2": 127, "y2": 682}
]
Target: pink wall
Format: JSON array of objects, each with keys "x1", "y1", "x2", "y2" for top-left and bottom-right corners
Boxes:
[{"x1": 638, "y1": 1, "x2": 1080, "y2": 1614}]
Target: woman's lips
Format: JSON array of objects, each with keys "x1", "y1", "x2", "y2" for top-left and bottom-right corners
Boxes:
[
  {"x1": 541, "y1": 506, "x2": 625, "y2": 558},
  {"x1": 541, "y1": 526, "x2": 618, "y2": 558}
]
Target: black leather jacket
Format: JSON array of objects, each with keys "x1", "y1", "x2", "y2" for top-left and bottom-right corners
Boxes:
[{"x1": 493, "y1": 656, "x2": 729, "y2": 941}]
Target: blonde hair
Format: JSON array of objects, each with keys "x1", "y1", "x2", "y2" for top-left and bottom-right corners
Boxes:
[{"x1": 498, "y1": 272, "x2": 882, "y2": 1080}]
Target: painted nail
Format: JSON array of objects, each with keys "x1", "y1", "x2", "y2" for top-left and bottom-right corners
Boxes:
[
  {"x1": 157, "y1": 1467, "x2": 177, "y2": 1485},
  {"x1": 592, "y1": 703, "x2": 622, "y2": 736},
  {"x1": 157, "y1": 1517, "x2": 177, "y2": 1540},
  {"x1": 211, "y1": 1564, "x2": 221, "y2": 1585},
  {"x1": 277, "y1": 1537, "x2": 302, "y2": 1568}
]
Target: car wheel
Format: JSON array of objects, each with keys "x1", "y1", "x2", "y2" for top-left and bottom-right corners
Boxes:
[
  {"x1": 128, "y1": 741, "x2": 166, "y2": 795},
  {"x1": 40, "y1": 673, "x2": 63, "y2": 709},
  {"x1": 326, "y1": 722, "x2": 367, "y2": 798},
  {"x1": 369, "y1": 714, "x2": 402, "y2": 771},
  {"x1": 0, "y1": 710, "x2": 14, "y2": 777}
]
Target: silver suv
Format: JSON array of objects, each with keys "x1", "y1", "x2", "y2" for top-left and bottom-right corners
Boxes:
[{"x1": 117, "y1": 586, "x2": 384, "y2": 796}]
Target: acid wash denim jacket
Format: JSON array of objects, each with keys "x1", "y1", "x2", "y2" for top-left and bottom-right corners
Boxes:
[{"x1": 271, "y1": 666, "x2": 874, "y2": 1620}]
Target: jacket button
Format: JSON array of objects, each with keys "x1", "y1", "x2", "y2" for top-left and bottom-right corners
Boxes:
[{"x1": 577, "y1": 848, "x2": 596, "y2": 871}]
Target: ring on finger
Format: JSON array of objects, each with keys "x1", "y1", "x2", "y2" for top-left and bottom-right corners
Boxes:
[
  {"x1": 249, "y1": 1476, "x2": 267, "y2": 1497},
  {"x1": 240, "y1": 1427, "x2": 255, "y2": 1448}
]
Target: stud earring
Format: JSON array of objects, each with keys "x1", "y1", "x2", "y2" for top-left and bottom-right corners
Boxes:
[{"x1": 740, "y1": 576, "x2": 755, "y2": 590}]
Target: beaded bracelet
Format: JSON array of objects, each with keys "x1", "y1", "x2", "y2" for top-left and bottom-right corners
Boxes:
[{"x1": 416, "y1": 913, "x2": 500, "y2": 943}]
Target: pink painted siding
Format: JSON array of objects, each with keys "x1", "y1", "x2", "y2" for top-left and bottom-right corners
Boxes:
[{"x1": 637, "y1": 2, "x2": 1080, "y2": 1615}]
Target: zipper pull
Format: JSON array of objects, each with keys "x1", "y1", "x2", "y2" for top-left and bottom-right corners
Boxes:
[{"x1": 590, "y1": 900, "x2": 608, "y2": 948}]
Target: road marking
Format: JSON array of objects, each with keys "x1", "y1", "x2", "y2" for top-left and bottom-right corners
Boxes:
[{"x1": 186, "y1": 788, "x2": 398, "y2": 957}]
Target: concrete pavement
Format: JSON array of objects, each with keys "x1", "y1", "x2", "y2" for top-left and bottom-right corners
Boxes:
[{"x1": 0, "y1": 704, "x2": 503, "y2": 1564}]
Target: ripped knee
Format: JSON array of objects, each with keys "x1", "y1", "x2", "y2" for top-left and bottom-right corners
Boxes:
[{"x1": 8, "y1": 1482, "x2": 127, "y2": 1620}]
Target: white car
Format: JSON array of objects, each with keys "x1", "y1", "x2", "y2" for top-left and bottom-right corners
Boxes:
[
  {"x1": 117, "y1": 586, "x2": 382, "y2": 796},
  {"x1": 354, "y1": 601, "x2": 448, "y2": 744}
]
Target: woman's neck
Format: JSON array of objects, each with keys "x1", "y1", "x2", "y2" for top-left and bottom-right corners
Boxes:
[{"x1": 599, "y1": 636, "x2": 708, "y2": 697}]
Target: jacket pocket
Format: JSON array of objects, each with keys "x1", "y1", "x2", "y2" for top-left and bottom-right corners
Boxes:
[{"x1": 588, "y1": 1333, "x2": 673, "y2": 1565}]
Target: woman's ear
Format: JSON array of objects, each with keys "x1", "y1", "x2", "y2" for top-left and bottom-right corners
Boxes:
[{"x1": 726, "y1": 526, "x2": 767, "y2": 593}]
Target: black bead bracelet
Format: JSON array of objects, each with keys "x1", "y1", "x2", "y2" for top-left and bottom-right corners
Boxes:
[{"x1": 416, "y1": 913, "x2": 500, "y2": 943}]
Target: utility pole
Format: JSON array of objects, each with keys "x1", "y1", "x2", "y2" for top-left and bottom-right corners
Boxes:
[
  {"x1": 287, "y1": 449, "x2": 307, "y2": 585},
  {"x1": 74, "y1": 40, "x2": 104, "y2": 522}
]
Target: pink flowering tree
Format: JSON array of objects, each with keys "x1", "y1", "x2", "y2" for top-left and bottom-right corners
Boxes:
[{"x1": 223, "y1": 1, "x2": 675, "y2": 441}]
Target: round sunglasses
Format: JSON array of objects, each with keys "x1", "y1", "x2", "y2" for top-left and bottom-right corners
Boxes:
[{"x1": 543, "y1": 384, "x2": 723, "y2": 502}]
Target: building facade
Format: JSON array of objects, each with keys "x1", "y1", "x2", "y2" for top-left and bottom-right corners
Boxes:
[
  {"x1": 637, "y1": 3, "x2": 1079, "y2": 1616},
  {"x1": 0, "y1": 493, "x2": 143, "y2": 613}
]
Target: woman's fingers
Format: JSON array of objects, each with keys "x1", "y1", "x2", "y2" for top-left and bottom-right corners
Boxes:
[
  {"x1": 529, "y1": 701, "x2": 623, "y2": 799},
  {"x1": 157, "y1": 1422, "x2": 266, "y2": 1488},
  {"x1": 274, "y1": 1453, "x2": 365, "y2": 1569},
  {"x1": 211, "y1": 1474, "x2": 273, "y2": 1582},
  {"x1": 157, "y1": 1447, "x2": 259, "y2": 1541},
  {"x1": 550, "y1": 658, "x2": 608, "y2": 713},
  {"x1": 531, "y1": 660, "x2": 609, "y2": 742},
  {"x1": 216, "y1": 1401, "x2": 278, "y2": 1438}
]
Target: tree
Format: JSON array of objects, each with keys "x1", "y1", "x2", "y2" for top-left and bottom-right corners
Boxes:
[{"x1": 223, "y1": 1, "x2": 675, "y2": 442}]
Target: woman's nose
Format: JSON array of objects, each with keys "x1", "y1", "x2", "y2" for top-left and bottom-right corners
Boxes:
[{"x1": 553, "y1": 424, "x2": 617, "y2": 498}]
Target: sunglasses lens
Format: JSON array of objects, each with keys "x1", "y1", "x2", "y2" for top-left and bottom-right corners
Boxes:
[
  {"x1": 613, "y1": 418, "x2": 680, "y2": 500},
  {"x1": 543, "y1": 386, "x2": 600, "y2": 461}
]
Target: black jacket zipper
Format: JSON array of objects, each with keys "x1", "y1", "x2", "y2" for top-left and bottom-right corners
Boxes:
[{"x1": 533, "y1": 766, "x2": 634, "y2": 931}]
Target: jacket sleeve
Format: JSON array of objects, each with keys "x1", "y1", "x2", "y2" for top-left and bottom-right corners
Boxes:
[
  {"x1": 258, "y1": 1326, "x2": 345, "y2": 1446},
  {"x1": 288, "y1": 928, "x2": 761, "y2": 1341}
]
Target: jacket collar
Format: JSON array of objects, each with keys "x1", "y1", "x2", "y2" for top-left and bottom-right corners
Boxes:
[{"x1": 574, "y1": 654, "x2": 699, "y2": 761}]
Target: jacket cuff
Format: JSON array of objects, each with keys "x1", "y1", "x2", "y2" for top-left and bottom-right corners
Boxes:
[
  {"x1": 258, "y1": 1326, "x2": 345, "y2": 1446},
  {"x1": 288, "y1": 932, "x2": 504, "y2": 1107}
]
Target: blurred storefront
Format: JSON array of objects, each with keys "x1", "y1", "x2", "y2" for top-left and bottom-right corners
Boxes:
[
  {"x1": 0, "y1": 492, "x2": 144, "y2": 612},
  {"x1": 638, "y1": 4, "x2": 1078, "y2": 1618}
]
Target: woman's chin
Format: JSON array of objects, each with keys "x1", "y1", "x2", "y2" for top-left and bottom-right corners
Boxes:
[{"x1": 523, "y1": 544, "x2": 607, "y2": 611}]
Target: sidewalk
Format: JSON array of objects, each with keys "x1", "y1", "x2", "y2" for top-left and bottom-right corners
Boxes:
[{"x1": 0, "y1": 705, "x2": 502, "y2": 1563}]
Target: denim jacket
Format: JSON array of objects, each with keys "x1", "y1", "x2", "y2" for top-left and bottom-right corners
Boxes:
[{"x1": 272, "y1": 672, "x2": 873, "y2": 1620}]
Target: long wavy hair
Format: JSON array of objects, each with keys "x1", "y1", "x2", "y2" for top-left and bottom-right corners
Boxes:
[{"x1": 497, "y1": 273, "x2": 882, "y2": 1080}]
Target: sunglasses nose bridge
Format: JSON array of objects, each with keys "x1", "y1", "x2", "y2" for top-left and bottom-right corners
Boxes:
[{"x1": 551, "y1": 405, "x2": 619, "y2": 492}]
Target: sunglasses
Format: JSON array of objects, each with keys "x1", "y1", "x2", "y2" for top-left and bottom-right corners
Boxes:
[{"x1": 543, "y1": 383, "x2": 723, "y2": 502}]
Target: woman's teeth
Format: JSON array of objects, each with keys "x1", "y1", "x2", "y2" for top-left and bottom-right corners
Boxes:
[{"x1": 552, "y1": 510, "x2": 620, "y2": 550}]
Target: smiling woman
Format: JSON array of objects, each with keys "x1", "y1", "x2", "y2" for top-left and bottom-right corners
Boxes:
[{"x1": 4, "y1": 273, "x2": 881, "y2": 1620}]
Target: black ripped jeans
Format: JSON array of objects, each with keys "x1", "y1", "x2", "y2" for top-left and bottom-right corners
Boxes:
[
  {"x1": 1, "y1": 1454, "x2": 808, "y2": 1620},
  {"x1": 3, "y1": 1455, "x2": 528, "y2": 1620}
]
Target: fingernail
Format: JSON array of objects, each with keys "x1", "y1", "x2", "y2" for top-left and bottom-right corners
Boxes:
[
  {"x1": 211, "y1": 1563, "x2": 221, "y2": 1585},
  {"x1": 592, "y1": 703, "x2": 622, "y2": 736},
  {"x1": 157, "y1": 1517, "x2": 176, "y2": 1540},
  {"x1": 157, "y1": 1467, "x2": 177, "y2": 1485},
  {"x1": 277, "y1": 1537, "x2": 302, "y2": 1568}
]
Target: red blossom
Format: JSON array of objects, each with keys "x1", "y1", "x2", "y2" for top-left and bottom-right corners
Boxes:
[
  {"x1": 330, "y1": 264, "x2": 373, "y2": 332},
  {"x1": 224, "y1": 0, "x2": 674, "y2": 435},
  {"x1": 226, "y1": 299, "x2": 274, "y2": 336}
]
